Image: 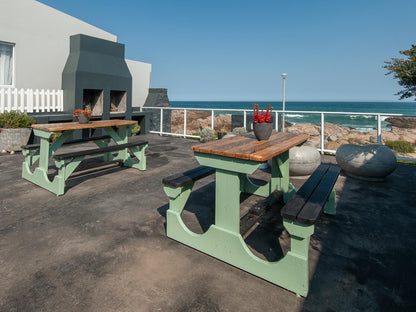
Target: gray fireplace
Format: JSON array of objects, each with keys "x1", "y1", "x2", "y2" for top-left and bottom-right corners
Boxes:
[{"x1": 62, "y1": 34, "x2": 132, "y2": 120}]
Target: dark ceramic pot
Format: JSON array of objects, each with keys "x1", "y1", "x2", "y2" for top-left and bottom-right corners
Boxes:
[
  {"x1": 253, "y1": 123, "x2": 273, "y2": 140},
  {"x1": 217, "y1": 132, "x2": 227, "y2": 139},
  {"x1": 78, "y1": 113, "x2": 90, "y2": 124}
]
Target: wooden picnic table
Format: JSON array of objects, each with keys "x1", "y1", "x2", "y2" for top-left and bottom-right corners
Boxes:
[
  {"x1": 22, "y1": 119, "x2": 147, "y2": 195},
  {"x1": 164, "y1": 131, "x2": 313, "y2": 295}
]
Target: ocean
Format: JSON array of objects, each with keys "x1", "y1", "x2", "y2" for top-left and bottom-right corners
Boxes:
[{"x1": 170, "y1": 101, "x2": 416, "y2": 132}]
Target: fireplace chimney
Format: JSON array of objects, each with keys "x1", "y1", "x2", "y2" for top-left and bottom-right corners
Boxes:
[{"x1": 62, "y1": 34, "x2": 132, "y2": 120}]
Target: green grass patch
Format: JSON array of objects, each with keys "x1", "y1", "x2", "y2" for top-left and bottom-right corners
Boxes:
[{"x1": 385, "y1": 140, "x2": 415, "y2": 153}]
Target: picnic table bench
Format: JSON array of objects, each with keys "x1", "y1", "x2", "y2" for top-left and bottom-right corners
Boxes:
[{"x1": 163, "y1": 132, "x2": 341, "y2": 296}]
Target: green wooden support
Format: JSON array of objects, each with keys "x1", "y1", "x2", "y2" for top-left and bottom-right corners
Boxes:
[
  {"x1": 163, "y1": 150, "x2": 320, "y2": 296},
  {"x1": 22, "y1": 128, "x2": 67, "y2": 195},
  {"x1": 323, "y1": 187, "x2": 337, "y2": 215},
  {"x1": 22, "y1": 146, "x2": 39, "y2": 167},
  {"x1": 120, "y1": 144, "x2": 148, "y2": 170},
  {"x1": 215, "y1": 169, "x2": 241, "y2": 233},
  {"x1": 164, "y1": 195, "x2": 315, "y2": 296},
  {"x1": 92, "y1": 137, "x2": 111, "y2": 161}
]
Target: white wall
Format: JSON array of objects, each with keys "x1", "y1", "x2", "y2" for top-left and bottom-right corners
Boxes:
[
  {"x1": 0, "y1": 0, "x2": 151, "y2": 107},
  {"x1": 0, "y1": 0, "x2": 117, "y2": 90},
  {"x1": 126, "y1": 59, "x2": 151, "y2": 107}
]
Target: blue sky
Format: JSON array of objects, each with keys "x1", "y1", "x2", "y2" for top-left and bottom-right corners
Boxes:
[{"x1": 39, "y1": 0, "x2": 416, "y2": 102}]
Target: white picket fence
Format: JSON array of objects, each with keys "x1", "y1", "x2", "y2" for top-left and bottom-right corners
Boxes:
[{"x1": 0, "y1": 88, "x2": 64, "y2": 113}]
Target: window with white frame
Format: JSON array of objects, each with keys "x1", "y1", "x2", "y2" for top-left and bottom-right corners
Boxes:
[{"x1": 0, "y1": 41, "x2": 14, "y2": 86}]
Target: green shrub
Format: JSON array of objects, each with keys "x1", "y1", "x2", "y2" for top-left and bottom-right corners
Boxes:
[
  {"x1": 385, "y1": 140, "x2": 415, "y2": 153},
  {"x1": 200, "y1": 127, "x2": 216, "y2": 143},
  {"x1": 232, "y1": 127, "x2": 247, "y2": 135},
  {"x1": 0, "y1": 111, "x2": 36, "y2": 128}
]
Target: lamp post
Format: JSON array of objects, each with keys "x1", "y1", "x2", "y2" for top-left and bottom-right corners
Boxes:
[{"x1": 281, "y1": 73, "x2": 287, "y2": 131}]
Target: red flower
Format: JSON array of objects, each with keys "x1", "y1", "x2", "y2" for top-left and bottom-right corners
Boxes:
[
  {"x1": 253, "y1": 104, "x2": 272, "y2": 123},
  {"x1": 73, "y1": 109, "x2": 91, "y2": 119}
]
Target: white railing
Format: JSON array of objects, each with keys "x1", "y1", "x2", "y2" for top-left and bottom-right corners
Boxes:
[
  {"x1": 0, "y1": 88, "x2": 64, "y2": 113},
  {"x1": 142, "y1": 106, "x2": 416, "y2": 162}
]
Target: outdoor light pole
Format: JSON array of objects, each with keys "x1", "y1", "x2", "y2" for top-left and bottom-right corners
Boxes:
[{"x1": 281, "y1": 73, "x2": 287, "y2": 132}]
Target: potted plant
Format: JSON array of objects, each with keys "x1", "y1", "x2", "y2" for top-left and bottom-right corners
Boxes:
[
  {"x1": 253, "y1": 103, "x2": 273, "y2": 140},
  {"x1": 73, "y1": 108, "x2": 91, "y2": 124},
  {"x1": 217, "y1": 126, "x2": 228, "y2": 139},
  {"x1": 131, "y1": 124, "x2": 141, "y2": 136},
  {"x1": 0, "y1": 111, "x2": 36, "y2": 154}
]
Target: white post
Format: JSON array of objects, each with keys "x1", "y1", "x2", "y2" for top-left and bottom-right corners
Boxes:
[
  {"x1": 19, "y1": 88, "x2": 25, "y2": 112},
  {"x1": 184, "y1": 109, "x2": 187, "y2": 138},
  {"x1": 46, "y1": 89, "x2": 51, "y2": 111},
  {"x1": 6, "y1": 88, "x2": 11, "y2": 112},
  {"x1": 40, "y1": 89, "x2": 45, "y2": 112},
  {"x1": 275, "y1": 111, "x2": 278, "y2": 131},
  {"x1": 243, "y1": 110, "x2": 247, "y2": 129},
  {"x1": 58, "y1": 90, "x2": 64, "y2": 111},
  {"x1": 34, "y1": 89, "x2": 39, "y2": 112},
  {"x1": 51, "y1": 90, "x2": 56, "y2": 111},
  {"x1": 377, "y1": 114, "x2": 382, "y2": 144},
  {"x1": 160, "y1": 108, "x2": 163, "y2": 136},
  {"x1": 281, "y1": 73, "x2": 287, "y2": 132},
  {"x1": 27, "y1": 89, "x2": 34, "y2": 113},
  {"x1": 321, "y1": 113, "x2": 325, "y2": 154},
  {"x1": 12, "y1": 88, "x2": 18, "y2": 111},
  {"x1": 211, "y1": 109, "x2": 215, "y2": 129},
  {"x1": 0, "y1": 89, "x2": 4, "y2": 113}
]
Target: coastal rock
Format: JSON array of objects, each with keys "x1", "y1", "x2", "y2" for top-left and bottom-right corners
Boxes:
[
  {"x1": 170, "y1": 110, "x2": 231, "y2": 135},
  {"x1": 385, "y1": 117, "x2": 416, "y2": 129},
  {"x1": 285, "y1": 122, "x2": 416, "y2": 158}
]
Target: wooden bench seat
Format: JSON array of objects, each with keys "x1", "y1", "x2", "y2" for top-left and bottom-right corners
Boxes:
[
  {"x1": 53, "y1": 140, "x2": 148, "y2": 161},
  {"x1": 281, "y1": 164, "x2": 341, "y2": 224},
  {"x1": 21, "y1": 135, "x2": 112, "y2": 150},
  {"x1": 162, "y1": 166, "x2": 215, "y2": 188}
]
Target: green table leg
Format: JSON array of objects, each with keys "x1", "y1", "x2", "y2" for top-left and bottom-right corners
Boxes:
[
  {"x1": 272, "y1": 151, "x2": 296, "y2": 203},
  {"x1": 164, "y1": 152, "x2": 314, "y2": 296},
  {"x1": 239, "y1": 151, "x2": 296, "y2": 202},
  {"x1": 215, "y1": 169, "x2": 241, "y2": 233},
  {"x1": 103, "y1": 125, "x2": 147, "y2": 170},
  {"x1": 22, "y1": 129, "x2": 74, "y2": 196}
]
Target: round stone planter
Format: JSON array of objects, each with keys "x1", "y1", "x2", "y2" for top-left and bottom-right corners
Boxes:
[
  {"x1": 289, "y1": 146, "x2": 321, "y2": 176},
  {"x1": 0, "y1": 128, "x2": 32, "y2": 153},
  {"x1": 336, "y1": 144, "x2": 397, "y2": 181}
]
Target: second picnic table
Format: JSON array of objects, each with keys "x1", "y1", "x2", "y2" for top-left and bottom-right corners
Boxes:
[{"x1": 22, "y1": 119, "x2": 147, "y2": 195}]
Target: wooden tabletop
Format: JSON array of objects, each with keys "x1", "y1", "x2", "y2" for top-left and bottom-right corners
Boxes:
[
  {"x1": 192, "y1": 132, "x2": 309, "y2": 162},
  {"x1": 32, "y1": 119, "x2": 137, "y2": 132}
]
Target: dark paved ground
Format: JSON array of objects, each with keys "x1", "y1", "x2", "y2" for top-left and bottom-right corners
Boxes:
[{"x1": 1, "y1": 134, "x2": 416, "y2": 312}]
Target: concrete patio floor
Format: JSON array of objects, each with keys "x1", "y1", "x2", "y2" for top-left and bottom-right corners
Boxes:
[{"x1": 1, "y1": 134, "x2": 415, "y2": 312}]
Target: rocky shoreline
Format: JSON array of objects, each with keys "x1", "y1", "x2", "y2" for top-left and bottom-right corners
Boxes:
[{"x1": 170, "y1": 111, "x2": 416, "y2": 158}]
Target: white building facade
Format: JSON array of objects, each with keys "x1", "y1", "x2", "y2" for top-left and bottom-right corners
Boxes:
[{"x1": 0, "y1": 0, "x2": 151, "y2": 109}]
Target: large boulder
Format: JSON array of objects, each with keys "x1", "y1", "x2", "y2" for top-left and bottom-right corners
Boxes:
[
  {"x1": 289, "y1": 146, "x2": 321, "y2": 176},
  {"x1": 336, "y1": 144, "x2": 397, "y2": 181}
]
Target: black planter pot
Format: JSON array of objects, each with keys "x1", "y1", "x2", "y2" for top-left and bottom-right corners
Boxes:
[
  {"x1": 217, "y1": 132, "x2": 227, "y2": 139},
  {"x1": 78, "y1": 113, "x2": 90, "y2": 124},
  {"x1": 253, "y1": 123, "x2": 272, "y2": 140}
]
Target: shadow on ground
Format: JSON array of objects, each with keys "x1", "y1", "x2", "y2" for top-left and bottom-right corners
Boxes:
[{"x1": 1, "y1": 135, "x2": 415, "y2": 312}]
